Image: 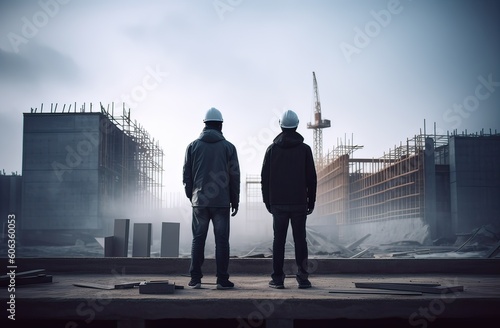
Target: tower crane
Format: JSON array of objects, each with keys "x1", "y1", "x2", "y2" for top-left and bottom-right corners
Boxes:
[{"x1": 307, "y1": 71, "x2": 331, "y2": 169}]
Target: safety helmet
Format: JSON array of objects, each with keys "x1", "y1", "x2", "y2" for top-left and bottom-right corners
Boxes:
[
  {"x1": 203, "y1": 107, "x2": 223, "y2": 122},
  {"x1": 279, "y1": 110, "x2": 299, "y2": 128}
]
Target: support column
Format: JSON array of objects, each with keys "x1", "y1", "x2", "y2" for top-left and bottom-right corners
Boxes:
[{"x1": 424, "y1": 137, "x2": 437, "y2": 239}]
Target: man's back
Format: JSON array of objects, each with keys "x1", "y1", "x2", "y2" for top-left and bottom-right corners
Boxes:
[
  {"x1": 261, "y1": 130, "x2": 317, "y2": 206},
  {"x1": 183, "y1": 128, "x2": 240, "y2": 208}
]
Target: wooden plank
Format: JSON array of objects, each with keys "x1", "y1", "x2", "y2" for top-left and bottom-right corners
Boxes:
[
  {"x1": 329, "y1": 288, "x2": 422, "y2": 295},
  {"x1": 0, "y1": 269, "x2": 46, "y2": 280},
  {"x1": 73, "y1": 282, "x2": 115, "y2": 290},
  {"x1": 0, "y1": 275, "x2": 53, "y2": 286},
  {"x1": 355, "y1": 282, "x2": 441, "y2": 287},
  {"x1": 354, "y1": 282, "x2": 463, "y2": 294},
  {"x1": 73, "y1": 282, "x2": 138, "y2": 290},
  {"x1": 1, "y1": 269, "x2": 52, "y2": 287}
]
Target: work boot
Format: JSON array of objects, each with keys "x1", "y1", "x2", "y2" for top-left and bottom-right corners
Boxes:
[
  {"x1": 296, "y1": 276, "x2": 312, "y2": 289},
  {"x1": 188, "y1": 278, "x2": 201, "y2": 289},
  {"x1": 269, "y1": 279, "x2": 285, "y2": 289},
  {"x1": 216, "y1": 279, "x2": 234, "y2": 290}
]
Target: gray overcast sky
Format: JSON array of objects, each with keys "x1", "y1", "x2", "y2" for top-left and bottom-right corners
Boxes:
[{"x1": 1, "y1": 0, "x2": 499, "y2": 197}]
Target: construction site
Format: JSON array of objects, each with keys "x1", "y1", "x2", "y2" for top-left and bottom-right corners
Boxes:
[
  {"x1": 244, "y1": 72, "x2": 500, "y2": 259},
  {"x1": 1, "y1": 75, "x2": 500, "y2": 328}
]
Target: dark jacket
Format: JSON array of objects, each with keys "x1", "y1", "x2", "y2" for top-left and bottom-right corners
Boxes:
[
  {"x1": 183, "y1": 127, "x2": 240, "y2": 208},
  {"x1": 261, "y1": 131, "x2": 317, "y2": 208}
]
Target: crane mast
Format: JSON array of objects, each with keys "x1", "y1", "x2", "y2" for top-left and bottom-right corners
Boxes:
[{"x1": 307, "y1": 72, "x2": 331, "y2": 169}]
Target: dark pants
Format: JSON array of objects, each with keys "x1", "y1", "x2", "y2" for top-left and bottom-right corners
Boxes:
[
  {"x1": 271, "y1": 204, "x2": 309, "y2": 282},
  {"x1": 190, "y1": 207, "x2": 230, "y2": 281}
]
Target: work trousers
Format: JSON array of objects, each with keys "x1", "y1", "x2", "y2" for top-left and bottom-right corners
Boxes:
[
  {"x1": 271, "y1": 204, "x2": 309, "y2": 282},
  {"x1": 189, "y1": 207, "x2": 230, "y2": 281}
]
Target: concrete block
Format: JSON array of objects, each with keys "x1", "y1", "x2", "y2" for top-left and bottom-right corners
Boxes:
[
  {"x1": 139, "y1": 281, "x2": 175, "y2": 294},
  {"x1": 104, "y1": 236, "x2": 114, "y2": 257},
  {"x1": 113, "y1": 219, "x2": 130, "y2": 257},
  {"x1": 132, "y1": 223, "x2": 152, "y2": 257},
  {"x1": 161, "y1": 222, "x2": 180, "y2": 257}
]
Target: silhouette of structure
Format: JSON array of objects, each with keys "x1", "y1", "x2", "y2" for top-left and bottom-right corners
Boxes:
[{"x1": 307, "y1": 71, "x2": 331, "y2": 169}]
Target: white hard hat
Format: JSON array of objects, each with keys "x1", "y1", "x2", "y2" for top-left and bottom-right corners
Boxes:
[
  {"x1": 203, "y1": 107, "x2": 223, "y2": 122},
  {"x1": 279, "y1": 110, "x2": 299, "y2": 128}
]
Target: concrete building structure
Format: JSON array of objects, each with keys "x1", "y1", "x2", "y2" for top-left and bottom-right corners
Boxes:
[
  {"x1": 244, "y1": 128, "x2": 500, "y2": 247},
  {"x1": 308, "y1": 130, "x2": 500, "y2": 245},
  {"x1": 20, "y1": 103, "x2": 164, "y2": 245},
  {"x1": 449, "y1": 135, "x2": 500, "y2": 234}
]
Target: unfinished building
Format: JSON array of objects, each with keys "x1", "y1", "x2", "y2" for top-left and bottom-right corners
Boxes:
[
  {"x1": 244, "y1": 126, "x2": 500, "y2": 247},
  {"x1": 311, "y1": 129, "x2": 500, "y2": 245},
  {"x1": 20, "y1": 103, "x2": 164, "y2": 245}
]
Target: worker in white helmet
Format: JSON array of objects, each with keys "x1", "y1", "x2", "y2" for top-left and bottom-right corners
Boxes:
[
  {"x1": 261, "y1": 109, "x2": 317, "y2": 289},
  {"x1": 183, "y1": 107, "x2": 240, "y2": 290}
]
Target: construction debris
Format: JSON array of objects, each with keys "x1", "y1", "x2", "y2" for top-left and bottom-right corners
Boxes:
[
  {"x1": 350, "y1": 247, "x2": 372, "y2": 259},
  {"x1": 329, "y1": 281, "x2": 466, "y2": 295},
  {"x1": 139, "y1": 280, "x2": 182, "y2": 294},
  {"x1": 73, "y1": 279, "x2": 184, "y2": 293},
  {"x1": 346, "y1": 234, "x2": 371, "y2": 250},
  {"x1": 329, "y1": 288, "x2": 422, "y2": 296},
  {"x1": 354, "y1": 282, "x2": 464, "y2": 294},
  {"x1": 73, "y1": 282, "x2": 138, "y2": 290},
  {"x1": 486, "y1": 240, "x2": 500, "y2": 258},
  {"x1": 0, "y1": 269, "x2": 52, "y2": 287},
  {"x1": 233, "y1": 224, "x2": 500, "y2": 259}
]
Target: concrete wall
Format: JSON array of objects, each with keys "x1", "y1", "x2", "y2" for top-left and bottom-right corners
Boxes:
[
  {"x1": 435, "y1": 164, "x2": 452, "y2": 238},
  {"x1": 21, "y1": 114, "x2": 101, "y2": 231},
  {"x1": 449, "y1": 135, "x2": 500, "y2": 234},
  {"x1": 20, "y1": 112, "x2": 153, "y2": 245},
  {"x1": 0, "y1": 175, "x2": 22, "y2": 239}
]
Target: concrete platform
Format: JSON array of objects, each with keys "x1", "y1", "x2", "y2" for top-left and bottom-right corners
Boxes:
[{"x1": 2, "y1": 258, "x2": 500, "y2": 327}]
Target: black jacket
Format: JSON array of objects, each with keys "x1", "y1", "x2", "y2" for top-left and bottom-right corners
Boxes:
[
  {"x1": 183, "y1": 128, "x2": 240, "y2": 208},
  {"x1": 261, "y1": 131, "x2": 317, "y2": 208}
]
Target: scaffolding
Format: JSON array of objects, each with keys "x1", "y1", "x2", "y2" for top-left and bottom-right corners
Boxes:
[
  {"x1": 347, "y1": 136, "x2": 426, "y2": 224},
  {"x1": 246, "y1": 174, "x2": 264, "y2": 221},
  {"x1": 317, "y1": 136, "x2": 362, "y2": 224},
  {"x1": 315, "y1": 126, "x2": 479, "y2": 225},
  {"x1": 100, "y1": 102, "x2": 164, "y2": 211}
]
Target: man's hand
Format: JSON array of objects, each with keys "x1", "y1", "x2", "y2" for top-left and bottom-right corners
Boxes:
[
  {"x1": 306, "y1": 206, "x2": 314, "y2": 215},
  {"x1": 231, "y1": 205, "x2": 238, "y2": 217}
]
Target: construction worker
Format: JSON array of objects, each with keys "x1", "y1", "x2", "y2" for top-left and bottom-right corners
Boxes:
[
  {"x1": 261, "y1": 109, "x2": 317, "y2": 289},
  {"x1": 183, "y1": 107, "x2": 240, "y2": 290}
]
